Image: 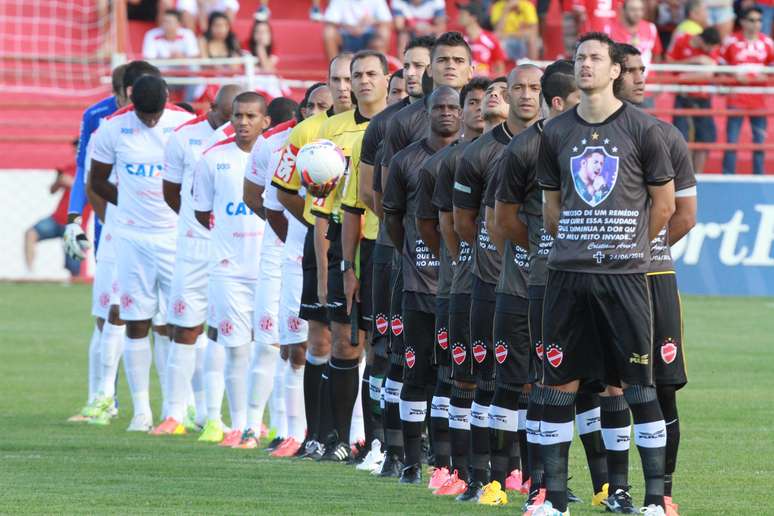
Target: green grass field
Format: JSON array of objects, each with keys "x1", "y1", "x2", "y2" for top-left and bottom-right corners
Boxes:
[{"x1": 1, "y1": 283, "x2": 773, "y2": 515}]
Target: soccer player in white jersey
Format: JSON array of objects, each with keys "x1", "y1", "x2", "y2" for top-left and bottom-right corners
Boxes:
[
  {"x1": 89, "y1": 75, "x2": 195, "y2": 431},
  {"x1": 193, "y1": 92, "x2": 269, "y2": 447},
  {"x1": 149, "y1": 84, "x2": 244, "y2": 436}
]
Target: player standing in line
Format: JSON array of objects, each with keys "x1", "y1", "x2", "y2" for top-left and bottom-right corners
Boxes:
[
  {"x1": 149, "y1": 84, "x2": 243, "y2": 436},
  {"x1": 357, "y1": 35, "x2": 434, "y2": 475},
  {"x1": 236, "y1": 97, "x2": 302, "y2": 450},
  {"x1": 450, "y1": 75, "x2": 512, "y2": 502},
  {"x1": 382, "y1": 85, "x2": 462, "y2": 484},
  {"x1": 309, "y1": 49, "x2": 388, "y2": 462},
  {"x1": 615, "y1": 43, "x2": 696, "y2": 516},
  {"x1": 477, "y1": 64, "x2": 544, "y2": 507},
  {"x1": 417, "y1": 77, "x2": 488, "y2": 495},
  {"x1": 534, "y1": 32, "x2": 675, "y2": 516},
  {"x1": 192, "y1": 92, "x2": 269, "y2": 447},
  {"x1": 89, "y1": 75, "x2": 195, "y2": 431}
]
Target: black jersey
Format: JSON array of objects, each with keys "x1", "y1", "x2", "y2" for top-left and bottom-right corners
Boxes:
[
  {"x1": 381, "y1": 98, "x2": 430, "y2": 169},
  {"x1": 649, "y1": 120, "x2": 697, "y2": 273},
  {"x1": 452, "y1": 122, "x2": 513, "y2": 286},
  {"x1": 383, "y1": 139, "x2": 439, "y2": 304},
  {"x1": 361, "y1": 96, "x2": 410, "y2": 167},
  {"x1": 538, "y1": 103, "x2": 674, "y2": 274},
  {"x1": 372, "y1": 145, "x2": 394, "y2": 249}
]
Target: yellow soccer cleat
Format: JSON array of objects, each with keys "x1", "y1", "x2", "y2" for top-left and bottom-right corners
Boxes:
[
  {"x1": 591, "y1": 483, "x2": 609, "y2": 506},
  {"x1": 198, "y1": 419, "x2": 225, "y2": 443},
  {"x1": 478, "y1": 480, "x2": 509, "y2": 506}
]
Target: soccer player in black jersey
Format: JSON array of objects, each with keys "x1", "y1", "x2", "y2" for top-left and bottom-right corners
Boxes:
[
  {"x1": 615, "y1": 43, "x2": 697, "y2": 516},
  {"x1": 535, "y1": 32, "x2": 676, "y2": 516},
  {"x1": 382, "y1": 86, "x2": 462, "y2": 484}
]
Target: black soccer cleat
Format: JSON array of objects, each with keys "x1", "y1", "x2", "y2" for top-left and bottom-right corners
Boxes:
[
  {"x1": 264, "y1": 436, "x2": 284, "y2": 452},
  {"x1": 294, "y1": 439, "x2": 319, "y2": 459},
  {"x1": 603, "y1": 488, "x2": 639, "y2": 514},
  {"x1": 456, "y1": 481, "x2": 484, "y2": 502},
  {"x1": 377, "y1": 453, "x2": 404, "y2": 478},
  {"x1": 399, "y1": 463, "x2": 422, "y2": 484},
  {"x1": 309, "y1": 441, "x2": 326, "y2": 461},
  {"x1": 567, "y1": 485, "x2": 583, "y2": 504},
  {"x1": 321, "y1": 442, "x2": 352, "y2": 462}
]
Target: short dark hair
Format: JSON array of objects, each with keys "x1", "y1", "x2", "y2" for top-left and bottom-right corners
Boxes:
[
  {"x1": 351, "y1": 49, "x2": 389, "y2": 75},
  {"x1": 490, "y1": 75, "x2": 508, "y2": 84},
  {"x1": 405, "y1": 35, "x2": 436, "y2": 53},
  {"x1": 122, "y1": 60, "x2": 161, "y2": 91},
  {"x1": 740, "y1": 6, "x2": 763, "y2": 19},
  {"x1": 233, "y1": 91, "x2": 267, "y2": 113},
  {"x1": 541, "y1": 59, "x2": 577, "y2": 105},
  {"x1": 390, "y1": 68, "x2": 404, "y2": 82},
  {"x1": 175, "y1": 101, "x2": 196, "y2": 113},
  {"x1": 163, "y1": 9, "x2": 182, "y2": 21},
  {"x1": 111, "y1": 64, "x2": 127, "y2": 96},
  {"x1": 431, "y1": 31, "x2": 472, "y2": 62},
  {"x1": 699, "y1": 27, "x2": 721, "y2": 46},
  {"x1": 460, "y1": 76, "x2": 491, "y2": 105},
  {"x1": 576, "y1": 32, "x2": 625, "y2": 67},
  {"x1": 684, "y1": 0, "x2": 704, "y2": 18},
  {"x1": 301, "y1": 82, "x2": 327, "y2": 108},
  {"x1": 617, "y1": 43, "x2": 641, "y2": 57},
  {"x1": 130, "y1": 75, "x2": 167, "y2": 113},
  {"x1": 267, "y1": 97, "x2": 298, "y2": 126}
]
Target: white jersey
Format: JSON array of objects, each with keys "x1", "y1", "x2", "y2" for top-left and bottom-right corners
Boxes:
[
  {"x1": 245, "y1": 119, "x2": 296, "y2": 194},
  {"x1": 193, "y1": 137, "x2": 264, "y2": 281},
  {"x1": 91, "y1": 104, "x2": 194, "y2": 231},
  {"x1": 163, "y1": 114, "x2": 217, "y2": 241}
]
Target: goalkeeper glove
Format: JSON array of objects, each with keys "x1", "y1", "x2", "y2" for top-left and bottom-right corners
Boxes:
[{"x1": 63, "y1": 217, "x2": 91, "y2": 260}]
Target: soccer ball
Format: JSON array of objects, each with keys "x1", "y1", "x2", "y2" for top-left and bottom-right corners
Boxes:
[{"x1": 296, "y1": 139, "x2": 347, "y2": 188}]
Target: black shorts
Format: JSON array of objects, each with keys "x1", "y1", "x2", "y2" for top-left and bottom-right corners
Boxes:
[
  {"x1": 493, "y1": 294, "x2": 531, "y2": 386},
  {"x1": 299, "y1": 227, "x2": 328, "y2": 323},
  {"x1": 434, "y1": 296, "x2": 450, "y2": 368},
  {"x1": 356, "y1": 238, "x2": 375, "y2": 332},
  {"x1": 449, "y1": 293, "x2": 473, "y2": 383},
  {"x1": 325, "y1": 220, "x2": 348, "y2": 325},
  {"x1": 648, "y1": 272, "x2": 687, "y2": 389},
  {"x1": 528, "y1": 286, "x2": 546, "y2": 384},
  {"x1": 470, "y1": 277, "x2": 496, "y2": 382},
  {"x1": 542, "y1": 270, "x2": 653, "y2": 388},
  {"x1": 388, "y1": 257, "x2": 404, "y2": 357},
  {"x1": 371, "y1": 244, "x2": 393, "y2": 357},
  {"x1": 402, "y1": 308, "x2": 436, "y2": 388}
]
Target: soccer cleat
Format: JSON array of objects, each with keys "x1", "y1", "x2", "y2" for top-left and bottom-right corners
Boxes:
[
  {"x1": 253, "y1": 5, "x2": 270, "y2": 21},
  {"x1": 663, "y1": 496, "x2": 679, "y2": 516},
  {"x1": 376, "y1": 452, "x2": 403, "y2": 477},
  {"x1": 427, "y1": 466, "x2": 451, "y2": 489},
  {"x1": 505, "y1": 469, "x2": 523, "y2": 491},
  {"x1": 309, "y1": 441, "x2": 326, "y2": 461},
  {"x1": 478, "y1": 481, "x2": 509, "y2": 506},
  {"x1": 592, "y1": 483, "x2": 610, "y2": 506},
  {"x1": 357, "y1": 439, "x2": 385, "y2": 472},
  {"x1": 293, "y1": 438, "x2": 314, "y2": 458},
  {"x1": 219, "y1": 429, "x2": 242, "y2": 447},
  {"x1": 456, "y1": 480, "x2": 484, "y2": 502},
  {"x1": 297, "y1": 439, "x2": 321, "y2": 460},
  {"x1": 603, "y1": 488, "x2": 638, "y2": 514},
  {"x1": 523, "y1": 488, "x2": 547, "y2": 516},
  {"x1": 67, "y1": 413, "x2": 91, "y2": 422},
  {"x1": 433, "y1": 470, "x2": 467, "y2": 496},
  {"x1": 150, "y1": 417, "x2": 186, "y2": 436},
  {"x1": 126, "y1": 414, "x2": 153, "y2": 432},
  {"x1": 321, "y1": 441, "x2": 352, "y2": 462},
  {"x1": 399, "y1": 463, "x2": 422, "y2": 484},
  {"x1": 271, "y1": 437, "x2": 302, "y2": 457},
  {"x1": 640, "y1": 505, "x2": 666, "y2": 516},
  {"x1": 198, "y1": 420, "x2": 225, "y2": 443},
  {"x1": 349, "y1": 440, "x2": 368, "y2": 465},
  {"x1": 309, "y1": 5, "x2": 323, "y2": 21},
  {"x1": 567, "y1": 485, "x2": 583, "y2": 504},
  {"x1": 521, "y1": 478, "x2": 532, "y2": 495},
  {"x1": 264, "y1": 436, "x2": 285, "y2": 452},
  {"x1": 235, "y1": 429, "x2": 259, "y2": 449},
  {"x1": 531, "y1": 501, "x2": 569, "y2": 516},
  {"x1": 183, "y1": 406, "x2": 201, "y2": 432}
]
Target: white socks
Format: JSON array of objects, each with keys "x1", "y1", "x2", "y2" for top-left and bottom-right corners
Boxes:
[
  {"x1": 270, "y1": 358, "x2": 288, "y2": 438},
  {"x1": 349, "y1": 357, "x2": 365, "y2": 444},
  {"x1": 225, "y1": 344, "x2": 249, "y2": 432},
  {"x1": 87, "y1": 326, "x2": 102, "y2": 403},
  {"x1": 153, "y1": 331, "x2": 171, "y2": 418},
  {"x1": 123, "y1": 336, "x2": 152, "y2": 419},
  {"x1": 98, "y1": 321, "x2": 125, "y2": 398},
  {"x1": 191, "y1": 333, "x2": 207, "y2": 426},
  {"x1": 204, "y1": 338, "x2": 226, "y2": 423},
  {"x1": 247, "y1": 342, "x2": 280, "y2": 432},
  {"x1": 165, "y1": 342, "x2": 197, "y2": 422},
  {"x1": 284, "y1": 364, "x2": 306, "y2": 441}
]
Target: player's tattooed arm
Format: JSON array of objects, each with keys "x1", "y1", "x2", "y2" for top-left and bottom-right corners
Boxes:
[
  {"x1": 162, "y1": 180, "x2": 182, "y2": 213},
  {"x1": 543, "y1": 190, "x2": 560, "y2": 237},
  {"x1": 88, "y1": 160, "x2": 117, "y2": 205}
]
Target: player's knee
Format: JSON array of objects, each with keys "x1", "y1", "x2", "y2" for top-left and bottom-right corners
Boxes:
[
  {"x1": 126, "y1": 320, "x2": 151, "y2": 339},
  {"x1": 152, "y1": 324, "x2": 168, "y2": 337},
  {"x1": 107, "y1": 305, "x2": 123, "y2": 325}
]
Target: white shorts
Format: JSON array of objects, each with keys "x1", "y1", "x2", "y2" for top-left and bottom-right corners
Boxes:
[
  {"x1": 279, "y1": 249, "x2": 307, "y2": 346},
  {"x1": 116, "y1": 228, "x2": 177, "y2": 323},
  {"x1": 91, "y1": 259, "x2": 119, "y2": 319},
  {"x1": 167, "y1": 237, "x2": 210, "y2": 328},
  {"x1": 253, "y1": 226, "x2": 284, "y2": 345},
  {"x1": 209, "y1": 276, "x2": 255, "y2": 348}
]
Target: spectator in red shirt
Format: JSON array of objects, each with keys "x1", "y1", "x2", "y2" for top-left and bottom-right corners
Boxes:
[
  {"x1": 667, "y1": 27, "x2": 722, "y2": 173},
  {"x1": 457, "y1": 2, "x2": 506, "y2": 76},
  {"x1": 720, "y1": 7, "x2": 774, "y2": 174},
  {"x1": 24, "y1": 140, "x2": 82, "y2": 277},
  {"x1": 608, "y1": 0, "x2": 663, "y2": 68}
]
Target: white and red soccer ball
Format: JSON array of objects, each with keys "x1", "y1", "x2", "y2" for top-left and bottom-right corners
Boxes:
[{"x1": 297, "y1": 139, "x2": 347, "y2": 189}]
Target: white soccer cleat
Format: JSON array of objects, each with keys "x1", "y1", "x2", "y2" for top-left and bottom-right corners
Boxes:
[
  {"x1": 531, "y1": 501, "x2": 569, "y2": 516},
  {"x1": 356, "y1": 439, "x2": 385, "y2": 472},
  {"x1": 126, "y1": 414, "x2": 153, "y2": 432},
  {"x1": 640, "y1": 505, "x2": 666, "y2": 516},
  {"x1": 63, "y1": 218, "x2": 90, "y2": 260}
]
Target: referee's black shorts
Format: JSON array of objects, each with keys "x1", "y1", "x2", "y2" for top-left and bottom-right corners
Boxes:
[{"x1": 299, "y1": 226, "x2": 328, "y2": 323}]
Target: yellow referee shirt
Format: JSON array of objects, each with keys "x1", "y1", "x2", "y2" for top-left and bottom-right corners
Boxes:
[{"x1": 341, "y1": 135, "x2": 380, "y2": 240}]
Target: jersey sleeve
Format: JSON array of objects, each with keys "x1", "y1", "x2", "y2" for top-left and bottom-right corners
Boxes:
[
  {"x1": 496, "y1": 146, "x2": 528, "y2": 205},
  {"x1": 192, "y1": 156, "x2": 215, "y2": 212},
  {"x1": 537, "y1": 131, "x2": 561, "y2": 190},
  {"x1": 163, "y1": 131, "x2": 186, "y2": 184},
  {"x1": 666, "y1": 127, "x2": 696, "y2": 192},
  {"x1": 372, "y1": 146, "x2": 384, "y2": 193},
  {"x1": 382, "y1": 157, "x2": 407, "y2": 215},
  {"x1": 271, "y1": 140, "x2": 302, "y2": 193},
  {"x1": 360, "y1": 119, "x2": 381, "y2": 166},
  {"x1": 415, "y1": 166, "x2": 438, "y2": 220},
  {"x1": 483, "y1": 166, "x2": 499, "y2": 209},
  {"x1": 433, "y1": 151, "x2": 455, "y2": 212},
  {"x1": 341, "y1": 137, "x2": 366, "y2": 214},
  {"x1": 245, "y1": 138, "x2": 268, "y2": 186},
  {"x1": 452, "y1": 153, "x2": 483, "y2": 210},
  {"x1": 263, "y1": 183, "x2": 283, "y2": 211},
  {"x1": 90, "y1": 121, "x2": 116, "y2": 165},
  {"x1": 381, "y1": 117, "x2": 406, "y2": 169},
  {"x1": 641, "y1": 124, "x2": 675, "y2": 185},
  {"x1": 69, "y1": 109, "x2": 98, "y2": 214}
]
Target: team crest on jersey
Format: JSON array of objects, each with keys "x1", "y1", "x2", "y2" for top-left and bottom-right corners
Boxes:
[
  {"x1": 391, "y1": 315, "x2": 403, "y2": 336},
  {"x1": 219, "y1": 320, "x2": 234, "y2": 337},
  {"x1": 569, "y1": 142, "x2": 619, "y2": 207},
  {"x1": 259, "y1": 314, "x2": 274, "y2": 332},
  {"x1": 405, "y1": 347, "x2": 416, "y2": 369},
  {"x1": 545, "y1": 343, "x2": 563, "y2": 368},
  {"x1": 452, "y1": 343, "x2": 466, "y2": 365},
  {"x1": 99, "y1": 292, "x2": 111, "y2": 308},
  {"x1": 437, "y1": 328, "x2": 449, "y2": 350},
  {"x1": 660, "y1": 338, "x2": 678, "y2": 364},
  {"x1": 495, "y1": 341, "x2": 508, "y2": 364},
  {"x1": 472, "y1": 341, "x2": 487, "y2": 363},
  {"x1": 287, "y1": 316, "x2": 303, "y2": 333},
  {"x1": 120, "y1": 293, "x2": 134, "y2": 310},
  {"x1": 375, "y1": 313, "x2": 389, "y2": 335},
  {"x1": 535, "y1": 340, "x2": 544, "y2": 361},
  {"x1": 173, "y1": 298, "x2": 186, "y2": 317}
]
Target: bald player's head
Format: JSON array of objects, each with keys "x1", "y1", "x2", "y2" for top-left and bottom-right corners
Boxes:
[
  {"x1": 211, "y1": 84, "x2": 244, "y2": 127},
  {"x1": 507, "y1": 63, "x2": 543, "y2": 122},
  {"x1": 428, "y1": 85, "x2": 461, "y2": 137}
]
